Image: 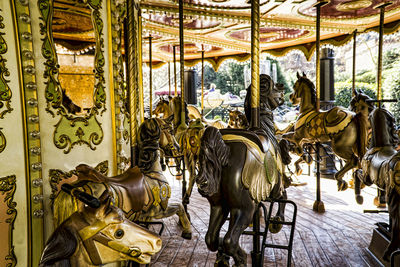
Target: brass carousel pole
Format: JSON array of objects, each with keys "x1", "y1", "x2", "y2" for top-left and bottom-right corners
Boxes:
[
  {"x1": 173, "y1": 45, "x2": 178, "y2": 96},
  {"x1": 148, "y1": 35, "x2": 153, "y2": 117},
  {"x1": 313, "y1": 0, "x2": 328, "y2": 214},
  {"x1": 138, "y1": 11, "x2": 144, "y2": 123},
  {"x1": 375, "y1": 2, "x2": 391, "y2": 102},
  {"x1": 250, "y1": 0, "x2": 260, "y2": 129},
  {"x1": 352, "y1": 30, "x2": 357, "y2": 97},
  {"x1": 250, "y1": 0, "x2": 261, "y2": 264},
  {"x1": 201, "y1": 45, "x2": 205, "y2": 116},
  {"x1": 179, "y1": 0, "x2": 186, "y2": 128},
  {"x1": 168, "y1": 62, "x2": 171, "y2": 96}
]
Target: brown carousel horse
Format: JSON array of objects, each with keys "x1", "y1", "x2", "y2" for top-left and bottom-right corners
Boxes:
[
  {"x1": 353, "y1": 107, "x2": 400, "y2": 261},
  {"x1": 40, "y1": 192, "x2": 162, "y2": 266},
  {"x1": 53, "y1": 118, "x2": 192, "y2": 239},
  {"x1": 283, "y1": 73, "x2": 370, "y2": 191}
]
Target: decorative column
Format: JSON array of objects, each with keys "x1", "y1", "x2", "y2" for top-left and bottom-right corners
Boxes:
[
  {"x1": 250, "y1": 0, "x2": 260, "y2": 128},
  {"x1": 179, "y1": 0, "x2": 186, "y2": 127}
]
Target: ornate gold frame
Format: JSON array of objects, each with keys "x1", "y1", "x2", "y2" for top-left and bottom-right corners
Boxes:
[
  {"x1": 38, "y1": 0, "x2": 106, "y2": 153},
  {"x1": 0, "y1": 175, "x2": 17, "y2": 267}
]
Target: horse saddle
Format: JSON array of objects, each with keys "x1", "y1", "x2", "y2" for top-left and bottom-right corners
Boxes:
[
  {"x1": 77, "y1": 165, "x2": 146, "y2": 213},
  {"x1": 362, "y1": 146, "x2": 397, "y2": 187},
  {"x1": 220, "y1": 128, "x2": 267, "y2": 153}
]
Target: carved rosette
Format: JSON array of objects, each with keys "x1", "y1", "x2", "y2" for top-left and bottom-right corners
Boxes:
[
  {"x1": 38, "y1": 0, "x2": 106, "y2": 153},
  {"x1": 0, "y1": 175, "x2": 17, "y2": 267}
]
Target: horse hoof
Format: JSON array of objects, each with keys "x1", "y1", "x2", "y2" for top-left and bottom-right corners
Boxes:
[
  {"x1": 215, "y1": 252, "x2": 230, "y2": 267},
  {"x1": 269, "y1": 216, "x2": 283, "y2": 234},
  {"x1": 356, "y1": 195, "x2": 364, "y2": 205},
  {"x1": 313, "y1": 200, "x2": 325, "y2": 213},
  {"x1": 337, "y1": 180, "x2": 348, "y2": 191},
  {"x1": 181, "y1": 232, "x2": 192, "y2": 240}
]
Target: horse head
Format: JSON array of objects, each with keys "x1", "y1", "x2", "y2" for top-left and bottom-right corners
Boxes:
[
  {"x1": 40, "y1": 192, "x2": 161, "y2": 266},
  {"x1": 369, "y1": 107, "x2": 399, "y2": 147},
  {"x1": 138, "y1": 118, "x2": 162, "y2": 172},
  {"x1": 155, "y1": 118, "x2": 180, "y2": 157},
  {"x1": 349, "y1": 90, "x2": 375, "y2": 117},
  {"x1": 291, "y1": 72, "x2": 316, "y2": 109},
  {"x1": 228, "y1": 110, "x2": 248, "y2": 129},
  {"x1": 153, "y1": 98, "x2": 170, "y2": 118}
]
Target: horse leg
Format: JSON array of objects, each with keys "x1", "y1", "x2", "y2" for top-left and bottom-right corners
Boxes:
[
  {"x1": 384, "y1": 188, "x2": 400, "y2": 261},
  {"x1": 183, "y1": 154, "x2": 195, "y2": 205},
  {"x1": 223, "y1": 207, "x2": 255, "y2": 267},
  {"x1": 269, "y1": 190, "x2": 287, "y2": 234},
  {"x1": 294, "y1": 157, "x2": 304, "y2": 176},
  {"x1": 334, "y1": 155, "x2": 358, "y2": 191},
  {"x1": 205, "y1": 205, "x2": 229, "y2": 266},
  {"x1": 147, "y1": 202, "x2": 192, "y2": 240},
  {"x1": 353, "y1": 169, "x2": 364, "y2": 204}
]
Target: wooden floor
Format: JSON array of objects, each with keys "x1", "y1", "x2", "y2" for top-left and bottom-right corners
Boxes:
[{"x1": 148, "y1": 172, "x2": 389, "y2": 267}]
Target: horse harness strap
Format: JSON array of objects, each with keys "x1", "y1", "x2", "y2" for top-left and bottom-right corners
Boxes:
[
  {"x1": 144, "y1": 171, "x2": 171, "y2": 211},
  {"x1": 75, "y1": 217, "x2": 141, "y2": 265}
]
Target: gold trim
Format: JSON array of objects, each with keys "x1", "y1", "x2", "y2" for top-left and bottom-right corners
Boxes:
[
  {"x1": 0, "y1": 175, "x2": 17, "y2": 267},
  {"x1": 107, "y1": 0, "x2": 117, "y2": 174},
  {"x1": 11, "y1": 0, "x2": 44, "y2": 265}
]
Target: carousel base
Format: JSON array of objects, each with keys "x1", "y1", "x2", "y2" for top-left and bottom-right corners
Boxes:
[{"x1": 367, "y1": 224, "x2": 400, "y2": 267}]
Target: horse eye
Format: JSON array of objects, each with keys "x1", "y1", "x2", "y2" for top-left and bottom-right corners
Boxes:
[{"x1": 114, "y1": 229, "x2": 124, "y2": 239}]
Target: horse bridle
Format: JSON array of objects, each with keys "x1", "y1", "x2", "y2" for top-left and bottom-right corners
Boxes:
[{"x1": 76, "y1": 217, "x2": 143, "y2": 265}]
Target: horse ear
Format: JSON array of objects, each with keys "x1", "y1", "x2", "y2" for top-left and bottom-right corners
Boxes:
[
  {"x1": 296, "y1": 72, "x2": 300, "y2": 79},
  {"x1": 302, "y1": 72, "x2": 307, "y2": 77}
]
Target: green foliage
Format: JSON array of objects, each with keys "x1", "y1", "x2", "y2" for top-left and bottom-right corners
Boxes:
[
  {"x1": 383, "y1": 66, "x2": 400, "y2": 122},
  {"x1": 383, "y1": 48, "x2": 400, "y2": 70},
  {"x1": 356, "y1": 71, "x2": 376, "y2": 84},
  {"x1": 334, "y1": 82, "x2": 376, "y2": 108},
  {"x1": 335, "y1": 71, "x2": 350, "y2": 83}
]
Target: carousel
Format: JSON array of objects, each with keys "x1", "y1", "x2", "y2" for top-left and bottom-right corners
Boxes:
[{"x1": 1, "y1": 0, "x2": 400, "y2": 266}]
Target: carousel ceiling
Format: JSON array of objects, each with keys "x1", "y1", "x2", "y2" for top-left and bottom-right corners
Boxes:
[{"x1": 52, "y1": 0, "x2": 400, "y2": 65}]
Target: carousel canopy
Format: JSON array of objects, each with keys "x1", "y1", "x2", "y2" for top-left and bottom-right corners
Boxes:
[{"x1": 53, "y1": 0, "x2": 400, "y2": 68}]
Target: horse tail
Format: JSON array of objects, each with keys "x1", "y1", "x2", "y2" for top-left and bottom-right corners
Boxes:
[
  {"x1": 53, "y1": 190, "x2": 77, "y2": 228},
  {"x1": 354, "y1": 112, "x2": 368, "y2": 163},
  {"x1": 196, "y1": 127, "x2": 230, "y2": 196}
]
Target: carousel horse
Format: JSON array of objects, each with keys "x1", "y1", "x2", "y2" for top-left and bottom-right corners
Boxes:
[
  {"x1": 283, "y1": 72, "x2": 371, "y2": 191},
  {"x1": 40, "y1": 191, "x2": 162, "y2": 266},
  {"x1": 153, "y1": 96, "x2": 227, "y2": 129},
  {"x1": 53, "y1": 118, "x2": 192, "y2": 239},
  {"x1": 227, "y1": 109, "x2": 248, "y2": 129},
  {"x1": 196, "y1": 126, "x2": 287, "y2": 266},
  {"x1": 352, "y1": 107, "x2": 400, "y2": 261}
]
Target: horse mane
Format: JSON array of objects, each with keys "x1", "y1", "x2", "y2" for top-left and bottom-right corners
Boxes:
[
  {"x1": 298, "y1": 76, "x2": 316, "y2": 107},
  {"x1": 138, "y1": 118, "x2": 161, "y2": 172},
  {"x1": 196, "y1": 127, "x2": 230, "y2": 197},
  {"x1": 349, "y1": 90, "x2": 374, "y2": 112},
  {"x1": 370, "y1": 108, "x2": 399, "y2": 147},
  {"x1": 170, "y1": 97, "x2": 189, "y2": 129},
  {"x1": 39, "y1": 221, "x2": 78, "y2": 267}
]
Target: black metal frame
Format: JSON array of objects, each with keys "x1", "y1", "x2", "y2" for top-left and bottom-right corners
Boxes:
[{"x1": 244, "y1": 199, "x2": 297, "y2": 267}]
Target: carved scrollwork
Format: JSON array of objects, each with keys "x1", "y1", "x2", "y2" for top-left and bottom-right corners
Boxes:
[
  {"x1": 0, "y1": 11, "x2": 12, "y2": 155},
  {"x1": 0, "y1": 175, "x2": 17, "y2": 267},
  {"x1": 49, "y1": 160, "x2": 108, "y2": 204},
  {"x1": 38, "y1": 0, "x2": 106, "y2": 153}
]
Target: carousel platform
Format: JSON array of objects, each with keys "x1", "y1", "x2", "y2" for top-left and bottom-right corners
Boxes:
[{"x1": 148, "y1": 172, "x2": 388, "y2": 267}]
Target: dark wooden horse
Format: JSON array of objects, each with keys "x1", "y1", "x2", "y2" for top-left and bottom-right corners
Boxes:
[
  {"x1": 196, "y1": 126, "x2": 287, "y2": 266},
  {"x1": 353, "y1": 107, "x2": 400, "y2": 261}
]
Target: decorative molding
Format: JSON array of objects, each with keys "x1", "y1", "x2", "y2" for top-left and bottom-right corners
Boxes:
[
  {"x1": 49, "y1": 160, "x2": 109, "y2": 204},
  {"x1": 0, "y1": 175, "x2": 17, "y2": 267},
  {"x1": 109, "y1": 0, "x2": 128, "y2": 174},
  {"x1": 0, "y1": 11, "x2": 12, "y2": 119},
  {"x1": 38, "y1": 0, "x2": 106, "y2": 153},
  {"x1": 0, "y1": 10, "x2": 12, "y2": 155},
  {"x1": 11, "y1": 0, "x2": 44, "y2": 264}
]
